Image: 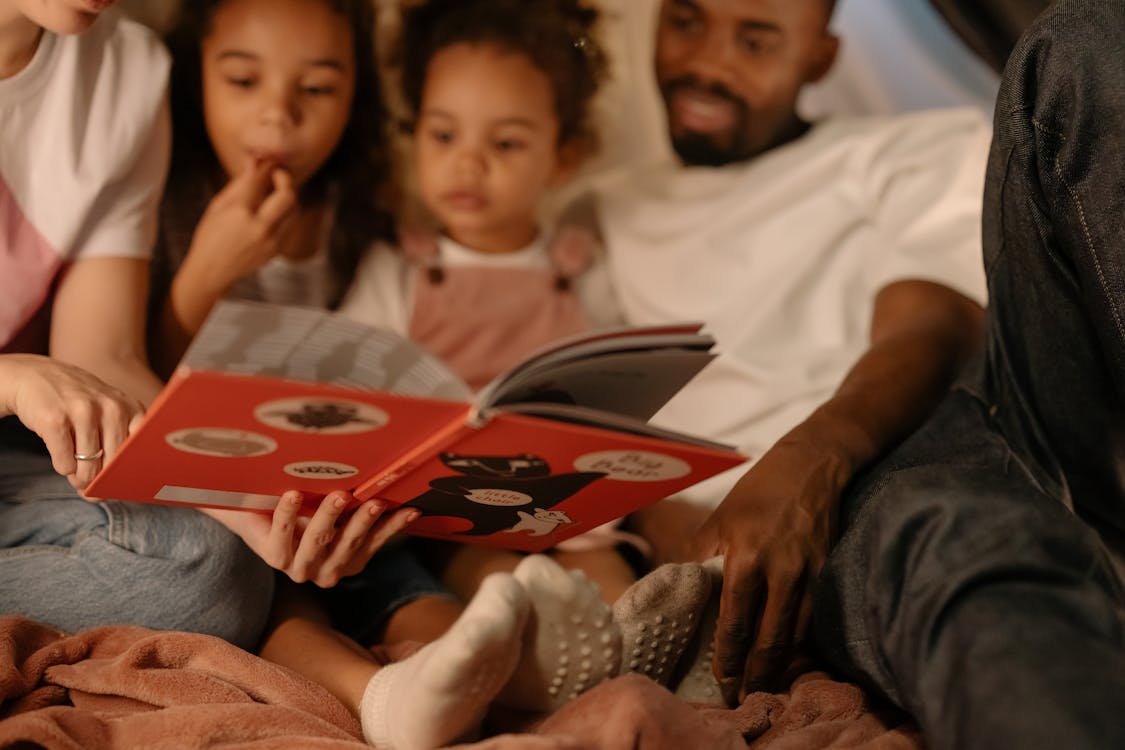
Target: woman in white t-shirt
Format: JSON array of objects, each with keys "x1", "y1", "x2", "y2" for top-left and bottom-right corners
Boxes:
[{"x1": 0, "y1": 1, "x2": 272, "y2": 650}]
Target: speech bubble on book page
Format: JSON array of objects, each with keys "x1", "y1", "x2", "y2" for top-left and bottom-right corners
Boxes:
[
  {"x1": 573, "y1": 450, "x2": 692, "y2": 482},
  {"x1": 464, "y1": 488, "x2": 534, "y2": 507}
]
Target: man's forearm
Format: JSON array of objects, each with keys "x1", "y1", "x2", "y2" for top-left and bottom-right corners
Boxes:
[{"x1": 794, "y1": 280, "x2": 984, "y2": 498}]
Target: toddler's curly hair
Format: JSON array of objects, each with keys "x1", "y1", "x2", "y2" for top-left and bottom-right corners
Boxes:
[{"x1": 398, "y1": 0, "x2": 610, "y2": 152}]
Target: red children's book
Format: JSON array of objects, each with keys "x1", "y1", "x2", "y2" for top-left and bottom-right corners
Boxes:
[{"x1": 87, "y1": 300, "x2": 747, "y2": 552}]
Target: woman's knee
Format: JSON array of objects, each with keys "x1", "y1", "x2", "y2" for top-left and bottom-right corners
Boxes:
[{"x1": 101, "y1": 504, "x2": 276, "y2": 649}]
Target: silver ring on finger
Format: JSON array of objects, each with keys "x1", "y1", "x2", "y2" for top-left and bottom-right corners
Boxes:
[{"x1": 74, "y1": 448, "x2": 105, "y2": 461}]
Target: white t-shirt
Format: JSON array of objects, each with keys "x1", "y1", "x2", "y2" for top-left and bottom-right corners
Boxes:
[
  {"x1": 594, "y1": 108, "x2": 991, "y2": 506},
  {"x1": 227, "y1": 248, "x2": 332, "y2": 309},
  {"x1": 0, "y1": 11, "x2": 171, "y2": 351},
  {"x1": 340, "y1": 233, "x2": 623, "y2": 337}
]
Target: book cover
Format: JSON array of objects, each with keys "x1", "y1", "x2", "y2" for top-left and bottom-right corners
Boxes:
[{"x1": 87, "y1": 300, "x2": 747, "y2": 552}]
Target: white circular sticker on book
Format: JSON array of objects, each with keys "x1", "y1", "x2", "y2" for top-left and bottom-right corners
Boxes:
[
  {"x1": 284, "y1": 461, "x2": 360, "y2": 480},
  {"x1": 254, "y1": 398, "x2": 389, "y2": 434},
  {"x1": 166, "y1": 428, "x2": 278, "y2": 458},
  {"x1": 573, "y1": 450, "x2": 691, "y2": 482}
]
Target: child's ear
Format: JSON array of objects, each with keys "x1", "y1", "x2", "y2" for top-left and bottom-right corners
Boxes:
[{"x1": 548, "y1": 138, "x2": 589, "y2": 187}]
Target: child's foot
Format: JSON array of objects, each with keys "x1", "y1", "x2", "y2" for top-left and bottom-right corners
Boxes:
[
  {"x1": 613, "y1": 561, "x2": 712, "y2": 686},
  {"x1": 670, "y1": 557, "x2": 725, "y2": 705},
  {"x1": 496, "y1": 554, "x2": 623, "y2": 713},
  {"x1": 360, "y1": 572, "x2": 529, "y2": 750}
]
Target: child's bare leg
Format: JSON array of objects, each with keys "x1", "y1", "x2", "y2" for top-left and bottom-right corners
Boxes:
[
  {"x1": 263, "y1": 574, "x2": 536, "y2": 750},
  {"x1": 439, "y1": 543, "x2": 525, "y2": 601},
  {"x1": 258, "y1": 580, "x2": 383, "y2": 713},
  {"x1": 381, "y1": 594, "x2": 464, "y2": 645},
  {"x1": 261, "y1": 581, "x2": 463, "y2": 713},
  {"x1": 551, "y1": 547, "x2": 637, "y2": 604}
]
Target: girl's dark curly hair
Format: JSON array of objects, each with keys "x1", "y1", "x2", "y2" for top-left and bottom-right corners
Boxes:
[
  {"x1": 398, "y1": 0, "x2": 609, "y2": 152},
  {"x1": 152, "y1": 0, "x2": 393, "y2": 313}
]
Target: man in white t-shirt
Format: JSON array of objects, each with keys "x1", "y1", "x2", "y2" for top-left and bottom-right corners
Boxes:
[
  {"x1": 0, "y1": 1, "x2": 272, "y2": 649},
  {"x1": 590, "y1": 0, "x2": 989, "y2": 704}
]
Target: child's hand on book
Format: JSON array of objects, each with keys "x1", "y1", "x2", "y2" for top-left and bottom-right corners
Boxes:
[{"x1": 203, "y1": 491, "x2": 419, "y2": 587}]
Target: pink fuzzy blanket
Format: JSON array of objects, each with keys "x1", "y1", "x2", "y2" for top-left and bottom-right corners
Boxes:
[{"x1": 0, "y1": 616, "x2": 920, "y2": 749}]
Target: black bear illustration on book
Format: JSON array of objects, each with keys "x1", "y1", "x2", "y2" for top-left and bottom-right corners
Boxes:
[{"x1": 402, "y1": 452, "x2": 608, "y2": 537}]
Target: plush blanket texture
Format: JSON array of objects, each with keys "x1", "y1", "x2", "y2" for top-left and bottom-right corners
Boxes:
[{"x1": 0, "y1": 616, "x2": 920, "y2": 749}]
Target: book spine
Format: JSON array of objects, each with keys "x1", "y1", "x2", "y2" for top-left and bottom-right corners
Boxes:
[{"x1": 353, "y1": 416, "x2": 478, "y2": 502}]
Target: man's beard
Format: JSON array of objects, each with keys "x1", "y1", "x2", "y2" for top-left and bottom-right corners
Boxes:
[{"x1": 660, "y1": 77, "x2": 753, "y2": 167}]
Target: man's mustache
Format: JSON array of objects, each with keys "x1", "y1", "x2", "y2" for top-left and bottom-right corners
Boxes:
[{"x1": 661, "y1": 76, "x2": 749, "y2": 114}]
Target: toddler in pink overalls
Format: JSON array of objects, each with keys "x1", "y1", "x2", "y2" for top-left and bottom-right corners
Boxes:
[{"x1": 341, "y1": 0, "x2": 643, "y2": 604}]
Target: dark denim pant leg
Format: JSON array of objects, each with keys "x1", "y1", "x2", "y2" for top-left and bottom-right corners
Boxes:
[
  {"x1": 815, "y1": 391, "x2": 1125, "y2": 750},
  {"x1": 815, "y1": 2, "x2": 1125, "y2": 748},
  {"x1": 980, "y1": 0, "x2": 1125, "y2": 545}
]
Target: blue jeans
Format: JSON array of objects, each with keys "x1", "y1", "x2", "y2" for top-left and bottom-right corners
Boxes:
[
  {"x1": 814, "y1": 2, "x2": 1125, "y2": 748},
  {"x1": 0, "y1": 418, "x2": 275, "y2": 651}
]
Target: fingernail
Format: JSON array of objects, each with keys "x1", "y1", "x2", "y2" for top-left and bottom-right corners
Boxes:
[
  {"x1": 333, "y1": 494, "x2": 347, "y2": 510},
  {"x1": 367, "y1": 501, "x2": 385, "y2": 515},
  {"x1": 407, "y1": 510, "x2": 421, "y2": 522}
]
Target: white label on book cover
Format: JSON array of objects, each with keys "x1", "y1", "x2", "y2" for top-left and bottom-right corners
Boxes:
[
  {"x1": 254, "y1": 398, "x2": 389, "y2": 434},
  {"x1": 573, "y1": 450, "x2": 691, "y2": 482},
  {"x1": 165, "y1": 428, "x2": 278, "y2": 458},
  {"x1": 156, "y1": 485, "x2": 281, "y2": 511}
]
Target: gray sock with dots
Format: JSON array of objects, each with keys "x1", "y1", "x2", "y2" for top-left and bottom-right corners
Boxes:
[
  {"x1": 612, "y1": 561, "x2": 712, "y2": 687},
  {"x1": 496, "y1": 554, "x2": 623, "y2": 713},
  {"x1": 670, "y1": 557, "x2": 725, "y2": 705}
]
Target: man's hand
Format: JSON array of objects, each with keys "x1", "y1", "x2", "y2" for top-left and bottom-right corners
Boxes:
[
  {"x1": 694, "y1": 281, "x2": 984, "y2": 706},
  {"x1": 694, "y1": 431, "x2": 845, "y2": 705},
  {"x1": 203, "y1": 491, "x2": 419, "y2": 588},
  {"x1": 0, "y1": 354, "x2": 144, "y2": 490}
]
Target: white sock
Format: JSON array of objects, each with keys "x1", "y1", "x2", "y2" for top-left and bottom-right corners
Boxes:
[
  {"x1": 360, "y1": 572, "x2": 529, "y2": 750},
  {"x1": 671, "y1": 557, "x2": 725, "y2": 705},
  {"x1": 496, "y1": 554, "x2": 623, "y2": 713},
  {"x1": 613, "y1": 561, "x2": 712, "y2": 686}
]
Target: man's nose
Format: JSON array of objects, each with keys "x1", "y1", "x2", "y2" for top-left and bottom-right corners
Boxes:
[{"x1": 682, "y1": 28, "x2": 740, "y2": 90}]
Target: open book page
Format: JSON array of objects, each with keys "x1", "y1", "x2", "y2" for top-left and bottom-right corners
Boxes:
[
  {"x1": 183, "y1": 300, "x2": 473, "y2": 401},
  {"x1": 498, "y1": 402, "x2": 735, "y2": 451},
  {"x1": 484, "y1": 348, "x2": 717, "y2": 422},
  {"x1": 476, "y1": 324, "x2": 716, "y2": 420}
]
